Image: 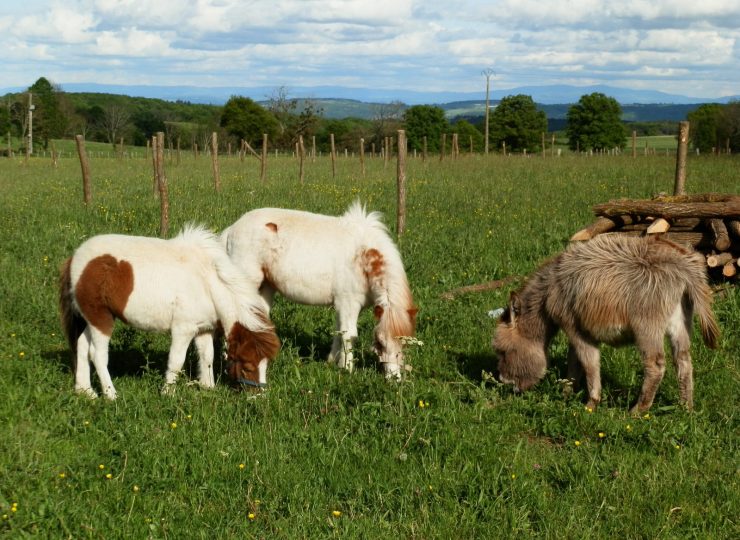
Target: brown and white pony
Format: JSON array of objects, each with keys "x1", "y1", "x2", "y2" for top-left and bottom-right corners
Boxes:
[
  {"x1": 493, "y1": 234, "x2": 719, "y2": 413},
  {"x1": 221, "y1": 201, "x2": 417, "y2": 378},
  {"x1": 59, "y1": 225, "x2": 280, "y2": 399}
]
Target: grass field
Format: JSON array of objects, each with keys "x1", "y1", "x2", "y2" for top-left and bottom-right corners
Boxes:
[{"x1": 1, "y1": 149, "x2": 738, "y2": 538}]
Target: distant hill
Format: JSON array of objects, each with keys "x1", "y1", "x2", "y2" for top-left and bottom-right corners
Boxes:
[
  {"x1": 278, "y1": 98, "x2": 705, "y2": 124},
  {"x1": 2, "y1": 83, "x2": 733, "y2": 125},
  {"x1": 2, "y1": 82, "x2": 736, "y2": 107}
]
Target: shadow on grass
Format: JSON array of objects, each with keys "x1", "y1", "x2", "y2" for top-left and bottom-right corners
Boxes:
[{"x1": 450, "y1": 347, "x2": 643, "y2": 409}]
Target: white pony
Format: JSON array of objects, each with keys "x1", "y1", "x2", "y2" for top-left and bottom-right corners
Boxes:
[
  {"x1": 59, "y1": 225, "x2": 280, "y2": 399},
  {"x1": 221, "y1": 201, "x2": 417, "y2": 378}
]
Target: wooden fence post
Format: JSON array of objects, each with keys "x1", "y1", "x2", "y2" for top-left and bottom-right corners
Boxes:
[
  {"x1": 541, "y1": 133, "x2": 546, "y2": 157},
  {"x1": 50, "y1": 140, "x2": 58, "y2": 168},
  {"x1": 211, "y1": 132, "x2": 221, "y2": 192},
  {"x1": 674, "y1": 121, "x2": 690, "y2": 196},
  {"x1": 396, "y1": 129, "x2": 407, "y2": 238},
  {"x1": 632, "y1": 130, "x2": 637, "y2": 158},
  {"x1": 423, "y1": 136, "x2": 427, "y2": 162},
  {"x1": 298, "y1": 135, "x2": 305, "y2": 185},
  {"x1": 260, "y1": 134, "x2": 268, "y2": 182},
  {"x1": 156, "y1": 132, "x2": 169, "y2": 237},
  {"x1": 359, "y1": 137, "x2": 365, "y2": 177},
  {"x1": 74, "y1": 135, "x2": 92, "y2": 205},
  {"x1": 330, "y1": 133, "x2": 337, "y2": 179},
  {"x1": 151, "y1": 135, "x2": 158, "y2": 195}
]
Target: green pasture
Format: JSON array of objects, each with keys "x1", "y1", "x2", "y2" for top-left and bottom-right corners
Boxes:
[{"x1": 0, "y1": 149, "x2": 738, "y2": 538}]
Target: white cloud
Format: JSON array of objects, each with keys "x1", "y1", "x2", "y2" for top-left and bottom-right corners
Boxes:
[
  {"x1": 0, "y1": 0, "x2": 737, "y2": 98},
  {"x1": 95, "y1": 28, "x2": 173, "y2": 56}
]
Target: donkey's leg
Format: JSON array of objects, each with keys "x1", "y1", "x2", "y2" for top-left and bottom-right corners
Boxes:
[
  {"x1": 328, "y1": 301, "x2": 361, "y2": 372},
  {"x1": 161, "y1": 328, "x2": 196, "y2": 395},
  {"x1": 668, "y1": 303, "x2": 694, "y2": 410},
  {"x1": 630, "y1": 333, "x2": 667, "y2": 414},
  {"x1": 75, "y1": 327, "x2": 97, "y2": 398},
  {"x1": 568, "y1": 335, "x2": 601, "y2": 410},
  {"x1": 566, "y1": 345, "x2": 585, "y2": 396},
  {"x1": 88, "y1": 327, "x2": 117, "y2": 400},
  {"x1": 193, "y1": 332, "x2": 215, "y2": 388}
]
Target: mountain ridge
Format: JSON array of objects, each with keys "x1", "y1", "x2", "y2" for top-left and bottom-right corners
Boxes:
[{"x1": 2, "y1": 82, "x2": 737, "y2": 106}]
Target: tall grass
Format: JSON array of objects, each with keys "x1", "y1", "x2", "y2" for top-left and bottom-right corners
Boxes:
[{"x1": 0, "y1": 150, "x2": 738, "y2": 538}]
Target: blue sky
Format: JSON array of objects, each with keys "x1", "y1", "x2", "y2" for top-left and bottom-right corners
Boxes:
[{"x1": 1, "y1": 0, "x2": 739, "y2": 99}]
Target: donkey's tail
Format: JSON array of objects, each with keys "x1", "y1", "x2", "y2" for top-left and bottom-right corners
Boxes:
[
  {"x1": 59, "y1": 257, "x2": 86, "y2": 355},
  {"x1": 685, "y1": 259, "x2": 720, "y2": 349}
]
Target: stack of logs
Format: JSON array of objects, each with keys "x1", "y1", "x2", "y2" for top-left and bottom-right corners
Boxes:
[{"x1": 571, "y1": 193, "x2": 740, "y2": 281}]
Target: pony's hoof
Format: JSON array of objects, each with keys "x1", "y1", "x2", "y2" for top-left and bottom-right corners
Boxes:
[
  {"x1": 161, "y1": 384, "x2": 176, "y2": 397},
  {"x1": 75, "y1": 387, "x2": 98, "y2": 399}
]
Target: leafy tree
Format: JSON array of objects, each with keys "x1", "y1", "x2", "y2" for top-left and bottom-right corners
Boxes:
[
  {"x1": 566, "y1": 92, "x2": 626, "y2": 151},
  {"x1": 451, "y1": 119, "x2": 484, "y2": 153},
  {"x1": 132, "y1": 110, "x2": 166, "y2": 146},
  {"x1": 28, "y1": 77, "x2": 67, "y2": 149},
  {"x1": 403, "y1": 105, "x2": 448, "y2": 153},
  {"x1": 0, "y1": 104, "x2": 9, "y2": 137},
  {"x1": 687, "y1": 104, "x2": 722, "y2": 153},
  {"x1": 718, "y1": 101, "x2": 740, "y2": 153},
  {"x1": 315, "y1": 117, "x2": 372, "y2": 153},
  {"x1": 220, "y1": 96, "x2": 278, "y2": 148},
  {"x1": 489, "y1": 94, "x2": 547, "y2": 152}
]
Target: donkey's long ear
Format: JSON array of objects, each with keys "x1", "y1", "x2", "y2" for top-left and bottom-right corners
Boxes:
[{"x1": 509, "y1": 292, "x2": 521, "y2": 327}]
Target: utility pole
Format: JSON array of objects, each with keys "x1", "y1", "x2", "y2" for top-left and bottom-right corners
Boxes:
[
  {"x1": 27, "y1": 93, "x2": 35, "y2": 157},
  {"x1": 482, "y1": 68, "x2": 495, "y2": 155}
]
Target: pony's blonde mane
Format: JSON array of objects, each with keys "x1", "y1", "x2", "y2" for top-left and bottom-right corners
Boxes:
[{"x1": 171, "y1": 224, "x2": 270, "y2": 331}]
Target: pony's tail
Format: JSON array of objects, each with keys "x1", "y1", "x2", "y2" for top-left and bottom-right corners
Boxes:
[
  {"x1": 59, "y1": 257, "x2": 86, "y2": 355},
  {"x1": 684, "y1": 255, "x2": 720, "y2": 349}
]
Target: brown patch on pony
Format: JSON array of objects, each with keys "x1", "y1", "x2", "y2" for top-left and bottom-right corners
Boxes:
[
  {"x1": 265, "y1": 222, "x2": 278, "y2": 233},
  {"x1": 225, "y1": 321, "x2": 280, "y2": 383},
  {"x1": 74, "y1": 254, "x2": 134, "y2": 336},
  {"x1": 362, "y1": 248, "x2": 385, "y2": 278},
  {"x1": 407, "y1": 307, "x2": 419, "y2": 331},
  {"x1": 373, "y1": 305, "x2": 384, "y2": 320},
  {"x1": 59, "y1": 257, "x2": 87, "y2": 355}
]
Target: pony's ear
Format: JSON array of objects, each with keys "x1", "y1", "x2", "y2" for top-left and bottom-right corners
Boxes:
[
  {"x1": 373, "y1": 305, "x2": 384, "y2": 320},
  {"x1": 509, "y1": 292, "x2": 521, "y2": 326}
]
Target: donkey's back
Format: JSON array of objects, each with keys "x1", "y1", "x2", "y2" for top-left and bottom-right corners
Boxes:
[{"x1": 550, "y1": 235, "x2": 717, "y2": 347}]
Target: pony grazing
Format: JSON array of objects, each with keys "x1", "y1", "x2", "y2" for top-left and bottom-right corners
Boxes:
[
  {"x1": 493, "y1": 234, "x2": 719, "y2": 413},
  {"x1": 221, "y1": 201, "x2": 417, "y2": 378},
  {"x1": 59, "y1": 225, "x2": 280, "y2": 399}
]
